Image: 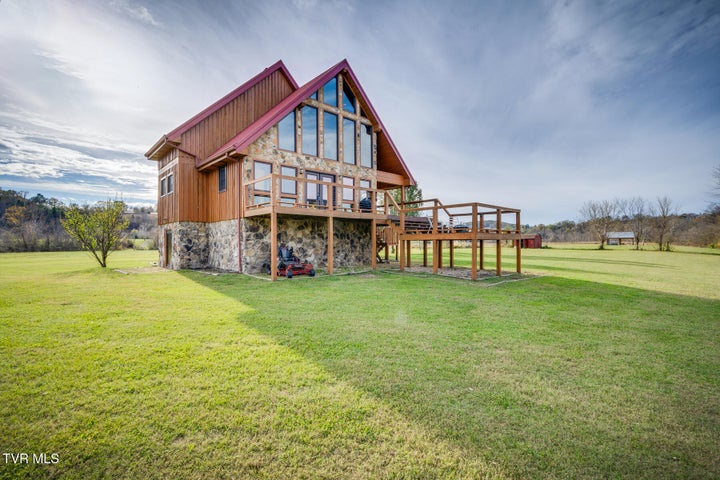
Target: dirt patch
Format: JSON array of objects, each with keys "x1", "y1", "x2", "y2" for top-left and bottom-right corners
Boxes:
[
  {"x1": 114, "y1": 266, "x2": 169, "y2": 275},
  {"x1": 403, "y1": 266, "x2": 510, "y2": 280}
]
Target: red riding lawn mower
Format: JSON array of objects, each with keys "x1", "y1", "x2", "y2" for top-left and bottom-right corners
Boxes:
[{"x1": 264, "y1": 245, "x2": 315, "y2": 278}]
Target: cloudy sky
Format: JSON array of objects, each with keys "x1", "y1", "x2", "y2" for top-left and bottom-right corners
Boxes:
[{"x1": 1, "y1": 0, "x2": 718, "y2": 224}]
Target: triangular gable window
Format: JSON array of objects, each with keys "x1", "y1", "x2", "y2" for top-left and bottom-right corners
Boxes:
[
  {"x1": 323, "y1": 78, "x2": 337, "y2": 107},
  {"x1": 342, "y1": 83, "x2": 356, "y2": 113}
]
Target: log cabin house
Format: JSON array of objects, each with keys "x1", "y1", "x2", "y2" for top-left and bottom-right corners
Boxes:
[{"x1": 146, "y1": 59, "x2": 523, "y2": 280}]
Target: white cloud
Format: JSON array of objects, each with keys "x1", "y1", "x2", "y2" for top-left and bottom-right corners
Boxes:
[
  {"x1": 110, "y1": 0, "x2": 160, "y2": 26},
  {"x1": 0, "y1": 0, "x2": 718, "y2": 223}
]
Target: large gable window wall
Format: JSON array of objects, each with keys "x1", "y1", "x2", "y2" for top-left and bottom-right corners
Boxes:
[
  {"x1": 323, "y1": 78, "x2": 337, "y2": 107},
  {"x1": 278, "y1": 111, "x2": 295, "y2": 151},
  {"x1": 301, "y1": 106, "x2": 318, "y2": 156},
  {"x1": 275, "y1": 75, "x2": 373, "y2": 169},
  {"x1": 323, "y1": 111, "x2": 338, "y2": 160},
  {"x1": 343, "y1": 117, "x2": 355, "y2": 165},
  {"x1": 360, "y1": 124, "x2": 372, "y2": 168}
]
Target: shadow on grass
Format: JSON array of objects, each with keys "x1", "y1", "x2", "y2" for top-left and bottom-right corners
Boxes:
[
  {"x1": 180, "y1": 270, "x2": 720, "y2": 480},
  {"x1": 523, "y1": 255, "x2": 672, "y2": 268}
]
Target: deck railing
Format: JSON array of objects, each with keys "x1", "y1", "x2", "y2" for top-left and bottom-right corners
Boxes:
[
  {"x1": 396, "y1": 198, "x2": 521, "y2": 237},
  {"x1": 243, "y1": 173, "x2": 401, "y2": 216}
]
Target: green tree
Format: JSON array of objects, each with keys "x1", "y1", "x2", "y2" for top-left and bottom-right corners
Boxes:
[
  {"x1": 62, "y1": 199, "x2": 129, "y2": 267},
  {"x1": 391, "y1": 184, "x2": 424, "y2": 217}
]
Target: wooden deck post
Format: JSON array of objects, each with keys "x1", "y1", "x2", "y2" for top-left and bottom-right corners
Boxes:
[
  {"x1": 328, "y1": 215, "x2": 334, "y2": 275},
  {"x1": 471, "y1": 204, "x2": 478, "y2": 280},
  {"x1": 423, "y1": 240, "x2": 428, "y2": 267},
  {"x1": 432, "y1": 240, "x2": 438, "y2": 274},
  {"x1": 406, "y1": 240, "x2": 412, "y2": 267},
  {"x1": 515, "y1": 211, "x2": 521, "y2": 273},
  {"x1": 399, "y1": 235, "x2": 404, "y2": 271},
  {"x1": 438, "y1": 240, "x2": 443, "y2": 269},
  {"x1": 371, "y1": 218, "x2": 377, "y2": 270},
  {"x1": 496, "y1": 209, "x2": 502, "y2": 276},
  {"x1": 270, "y1": 210, "x2": 278, "y2": 281},
  {"x1": 449, "y1": 240, "x2": 454, "y2": 268}
]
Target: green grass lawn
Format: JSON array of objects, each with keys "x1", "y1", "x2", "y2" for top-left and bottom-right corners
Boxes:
[{"x1": 1, "y1": 247, "x2": 719, "y2": 479}]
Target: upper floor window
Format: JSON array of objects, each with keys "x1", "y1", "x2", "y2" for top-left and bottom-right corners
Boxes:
[
  {"x1": 323, "y1": 112, "x2": 338, "y2": 161},
  {"x1": 160, "y1": 173, "x2": 174, "y2": 197},
  {"x1": 323, "y1": 78, "x2": 337, "y2": 107},
  {"x1": 301, "y1": 106, "x2": 318, "y2": 156},
  {"x1": 281, "y1": 166, "x2": 297, "y2": 195},
  {"x1": 360, "y1": 124, "x2": 372, "y2": 168},
  {"x1": 343, "y1": 118, "x2": 355, "y2": 165},
  {"x1": 254, "y1": 161, "x2": 271, "y2": 191},
  {"x1": 278, "y1": 112, "x2": 295, "y2": 151},
  {"x1": 218, "y1": 166, "x2": 227, "y2": 192},
  {"x1": 342, "y1": 84, "x2": 356, "y2": 113}
]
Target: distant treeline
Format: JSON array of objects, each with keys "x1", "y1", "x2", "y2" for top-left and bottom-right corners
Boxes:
[
  {"x1": 527, "y1": 198, "x2": 720, "y2": 249},
  {"x1": 0, "y1": 188, "x2": 158, "y2": 252}
]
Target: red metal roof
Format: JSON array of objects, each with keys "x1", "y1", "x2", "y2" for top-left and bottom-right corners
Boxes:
[{"x1": 200, "y1": 59, "x2": 415, "y2": 185}]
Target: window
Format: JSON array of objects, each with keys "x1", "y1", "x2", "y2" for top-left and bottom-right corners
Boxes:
[
  {"x1": 281, "y1": 166, "x2": 296, "y2": 195},
  {"x1": 301, "y1": 106, "x2": 318, "y2": 156},
  {"x1": 342, "y1": 177, "x2": 354, "y2": 201},
  {"x1": 343, "y1": 118, "x2": 355, "y2": 164},
  {"x1": 342, "y1": 176, "x2": 354, "y2": 209},
  {"x1": 278, "y1": 111, "x2": 295, "y2": 151},
  {"x1": 310, "y1": 91, "x2": 317, "y2": 100},
  {"x1": 323, "y1": 112, "x2": 338, "y2": 160},
  {"x1": 160, "y1": 173, "x2": 174, "y2": 197},
  {"x1": 342, "y1": 83, "x2": 356, "y2": 113},
  {"x1": 360, "y1": 179, "x2": 371, "y2": 211},
  {"x1": 254, "y1": 161, "x2": 271, "y2": 191},
  {"x1": 218, "y1": 166, "x2": 227, "y2": 192},
  {"x1": 361, "y1": 124, "x2": 372, "y2": 168},
  {"x1": 306, "y1": 172, "x2": 334, "y2": 207},
  {"x1": 323, "y1": 77, "x2": 337, "y2": 107}
]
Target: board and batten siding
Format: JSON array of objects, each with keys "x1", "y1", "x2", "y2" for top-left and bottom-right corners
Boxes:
[
  {"x1": 178, "y1": 70, "x2": 294, "y2": 162},
  {"x1": 202, "y1": 161, "x2": 240, "y2": 223},
  {"x1": 158, "y1": 149, "x2": 178, "y2": 224}
]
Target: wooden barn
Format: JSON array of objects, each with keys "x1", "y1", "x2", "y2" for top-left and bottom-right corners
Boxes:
[
  {"x1": 146, "y1": 60, "x2": 523, "y2": 280},
  {"x1": 518, "y1": 233, "x2": 542, "y2": 249},
  {"x1": 607, "y1": 232, "x2": 635, "y2": 245}
]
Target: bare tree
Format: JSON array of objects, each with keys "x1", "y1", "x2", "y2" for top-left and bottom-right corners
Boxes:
[
  {"x1": 712, "y1": 164, "x2": 720, "y2": 206},
  {"x1": 2, "y1": 205, "x2": 42, "y2": 251},
  {"x1": 580, "y1": 199, "x2": 618, "y2": 249},
  {"x1": 653, "y1": 196, "x2": 677, "y2": 251},
  {"x1": 623, "y1": 197, "x2": 649, "y2": 250},
  {"x1": 62, "y1": 200, "x2": 129, "y2": 267}
]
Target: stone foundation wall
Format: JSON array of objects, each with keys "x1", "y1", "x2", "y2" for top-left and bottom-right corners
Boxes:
[
  {"x1": 241, "y1": 215, "x2": 372, "y2": 274},
  {"x1": 161, "y1": 215, "x2": 369, "y2": 274},
  {"x1": 160, "y1": 220, "x2": 239, "y2": 272},
  {"x1": 206, "y1": 219, "x2": 239, "y2": 271}
]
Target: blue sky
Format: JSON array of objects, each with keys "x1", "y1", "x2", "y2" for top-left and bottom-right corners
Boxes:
[{"x1": 1, "y1": 0, "x2": 718, "y2": 224}]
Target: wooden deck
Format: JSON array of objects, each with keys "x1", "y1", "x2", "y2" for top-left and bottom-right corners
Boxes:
[{"x1": 243, "y1": 174, "x2": 522, "y2": 280}]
